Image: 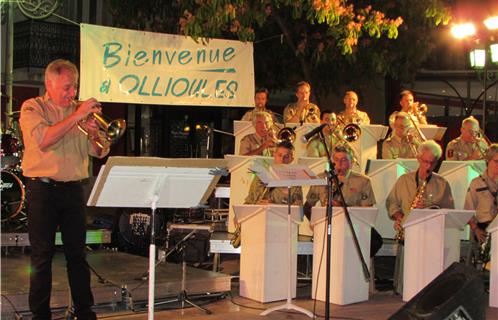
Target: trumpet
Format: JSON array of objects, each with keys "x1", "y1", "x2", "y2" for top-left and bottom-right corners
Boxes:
[
  {"x1": 78, "y1": 111, "x2": 127, "y2": 149},
  {"x1": 411, "y1": 102, "x2": 428, "y2": 125}
]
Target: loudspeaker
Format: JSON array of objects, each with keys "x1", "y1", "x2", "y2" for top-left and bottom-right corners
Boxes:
[
  {"x1": 167, "y1": 224, "x2": 212, "y2": 263},
  {"x1": 389, "y1": 262, "x2": 486, "y2": 320}
]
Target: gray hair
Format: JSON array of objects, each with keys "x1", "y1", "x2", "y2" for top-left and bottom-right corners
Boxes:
[
  {"x1": 417, "y1": 140, "x2": 442, "y2": 159},
  {"x1": 252, "y1": 111, "x2": 273, "y2": 127},
  {"x1": 45, "y1": 59, "x2": 79, "y2": 81}
]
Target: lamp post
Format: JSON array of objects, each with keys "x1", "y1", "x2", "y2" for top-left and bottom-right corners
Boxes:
[{"x1": 451, "y1": 16, "x2": 498, "y2": 132}]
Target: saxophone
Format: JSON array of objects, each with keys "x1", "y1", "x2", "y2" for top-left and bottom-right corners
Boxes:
[
  {"x1": 230, "y1": 186, "x2": 271, "y2": 248},
  {"x1": 395, "y1": 178, "x2": 428, "y2": 243}
]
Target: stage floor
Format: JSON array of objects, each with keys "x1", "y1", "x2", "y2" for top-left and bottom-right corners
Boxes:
[
  {"x1": 1, "y1": 249, "x2": 231, "y2": 317},
  {"x1": 2, "y1": 249, "x2": 497, "y2": 320}
]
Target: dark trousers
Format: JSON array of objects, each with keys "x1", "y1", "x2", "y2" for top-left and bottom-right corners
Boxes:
[{"x1": 26, "y1": 179, "x2": 96, "y2": 320}]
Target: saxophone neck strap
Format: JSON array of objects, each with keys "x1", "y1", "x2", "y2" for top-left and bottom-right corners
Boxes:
[{"x1": 415, "y1": 170, "x2": 432, "y2": 188}]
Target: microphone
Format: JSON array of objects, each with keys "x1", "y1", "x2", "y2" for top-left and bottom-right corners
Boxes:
[{"x1": 301, "y1": 123, "x2": 328, "y2": 143}]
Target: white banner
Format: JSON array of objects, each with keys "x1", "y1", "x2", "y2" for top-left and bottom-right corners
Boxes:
[{"x1": 79, "y1": 23, "x2": 254, "y2": 107}]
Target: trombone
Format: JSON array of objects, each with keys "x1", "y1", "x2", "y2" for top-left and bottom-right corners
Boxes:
[
  {"x1": 329, "y1": 113, "x2": 360, "y2": 166},
  {"x1": 406, "y1": 114, "x2": 426, "y2": 156}
]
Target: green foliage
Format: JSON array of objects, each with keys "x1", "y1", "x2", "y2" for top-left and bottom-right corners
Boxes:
[{"x1": 104, "y1": 0, "x2": 452, "y2": 94}]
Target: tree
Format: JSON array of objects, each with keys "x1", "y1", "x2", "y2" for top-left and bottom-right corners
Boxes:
[{"x1": 105, "y1": 0, "x2": 451, "y2": 99}]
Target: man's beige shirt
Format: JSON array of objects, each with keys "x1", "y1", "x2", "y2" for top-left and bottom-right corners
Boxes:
[
  {"x1": 446, "y1": 136, "x2": 488, "y2": 160},
  {"x1": 337, "y1": 109, "x2": 370, "y2": 125},
  {"x1": 239, "y1": 133, "x2": 274, "y2": 156},
  {"x1": 382, "y1": 134, "x2": 419, "y2": 159},
  {"x1": 20, "y1": 94, "x2": 109, "y2": 181},
  {"x1": 283, "y1": 103, "x2": 320, "y2": 124},
  {"x1": 244, "y1": 176, "x2": 303, "y2": 205},
  {"x1": 464, "y1": 171, "x2": 497, "y2": 223}
]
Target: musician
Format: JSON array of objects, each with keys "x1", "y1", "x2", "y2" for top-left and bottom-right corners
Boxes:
[
  {"x1": 244, "y1": 140, "x2": 303, "y2": 205},
  {"x1": 446, "y1": 116, "x2": 489, "y2": 161},
  {"x1": 303, "y1": 145, "x2": 382, "y2": 256},
  {"x1": 239, "y1": 111, "x2": 275, "y2": 156},
  {"x1": 389, "y1": 90, "x2": 428, "y2": 128},
  {"x1": 306, "y1": 110, "x2": 340, "y2": 157},
  {"x1": 19, "y1": 59, "x2": 108, "y2": 320},
  {"x1": 241, "y1": 88, "x2": 280, "y2": 124},
  {"x1": 382, "y1": 112, "x2": 421, "y2": 159},
  {"x1": 283, "y1": 81, "x2": 320, "y2": 124},
  {"x1": 337, "y1": 91, "x2": 370, "y2": 125},
  {"x1": 386, "y1": 140, "x2": 454, "y2": 294},
  {"x1": 464, "y1": 143, "x2": 498, "y2": 244}
]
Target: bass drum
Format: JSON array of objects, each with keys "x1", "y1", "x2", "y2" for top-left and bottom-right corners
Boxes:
[{"x1": 1, "y1": 170, "x2": 25, "y2": 222}]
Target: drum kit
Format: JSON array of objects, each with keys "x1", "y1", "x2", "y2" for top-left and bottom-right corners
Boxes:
[{"x1": 1, "y1": 112, "x2": 26, "y2": 229}]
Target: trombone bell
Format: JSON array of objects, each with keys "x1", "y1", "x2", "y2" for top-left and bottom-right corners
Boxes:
[{"x1": 78, "y1": 112, "x2": 127, "y2": 146}]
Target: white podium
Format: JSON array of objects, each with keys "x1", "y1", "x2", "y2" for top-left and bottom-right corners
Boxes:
[
  {"x1": 348, "y1": 124, "x2": 389, "y2": 174},
  {"x1": 437, "y1": 161, "x2": 485, "y2": 210},
  {"x1": 310, "y1": 207, "x2": 378, "y2": 305},
  {"x1": 487, "y1": 218, "x2": 498, "y2": 307},
  {"x1": 234, "y1": 204, "x2": 302, "y2": 303},
  {"x1": 287, "y1": 122, "x2": 320, "y2": 159},
  {"x1": 402, "y1": 209, "x2": 474, "y2": 302},
  {"x1": 225, "y1": 155, "x2": 272, "y2": 233},
  {"x1": 234, "y1": 121, "x2": 254, "y2": 155},
  {"x1": 419, "y1": 124, "x2": 447, "y2": 141},
  {"x1": 297, "y1": 157, "x2": 328, "y2": 236},
  {"x1": 365, "y1": 159, "x2": 418, "y2": 238}
]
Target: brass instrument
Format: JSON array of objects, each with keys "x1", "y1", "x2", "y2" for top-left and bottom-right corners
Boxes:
[
  {"x1": 412, "y1": 102, "x2": 428, "y2": 124},
  {"x1": 277, "y1": 127, "x2": 296, "y2": 144},
  {"x1": 473, "y1": 125, "x2": 491, "y2": 158},
  {"x1": 406, "y1": 113, "x2": 426, "y2": 156},
  {"x1": 77, "y1": 111, "x2": 127, "y2": 148},
  {"x1": 335, "y1": 115, "x2": 362, "y2": 143},
  {"x1": 306, "y1": 104, "x2": 320, "y2": 123},
  {"x1": 231, "y1": 224, "x2": 241, "y2": 248},
  {"x1": 395, "y1": 177, "x2": 428, "y2": 243},
  {"x1": 330, "y1": 114, "x2": 360, "y2": 166}
]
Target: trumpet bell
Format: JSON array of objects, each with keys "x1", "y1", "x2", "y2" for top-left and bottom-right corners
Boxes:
[
  {"x1": 107, "y1": 119, "x2": 127, "y2": 143},
  {"x1": 342, "y1": 123, "x2": 361, "y2": 142},
  {"x1": 277, "y1": 127, "x2": 296, "y2": 144}
]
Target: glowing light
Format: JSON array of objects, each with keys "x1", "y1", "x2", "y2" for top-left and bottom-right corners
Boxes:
[
  {"x1": 451, "y1": 23, "x2": 476, "y2": 39},
  {"x1": 484, "y1": 16, "x2": 498, "y2": 30},
  {"x1": 469, "y1": 49, "x2": 486, "y2": 68},
  {"x1": 491, "y1": 44, "x2": 498, "y2": 63}
]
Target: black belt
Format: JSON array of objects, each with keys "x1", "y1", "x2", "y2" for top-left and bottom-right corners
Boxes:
[{"x1": 28, "y1": 177, "x2": 84, "y2": 185}]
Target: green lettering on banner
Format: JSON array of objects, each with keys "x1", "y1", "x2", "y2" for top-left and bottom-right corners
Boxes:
[
  {"x1": 100, "y1": 80, "x2": 111, "y2": 94},
  {"x1": 134, "y1": 50, "x2": 149, "y2": 66},
  {"x1": 151, "y1": 77, "x2": 162, "y2": 96},
  {"x1": 119, "y1": 74, "x2": 140, "y2": 94},
  {"x1": 102, "y1": 42, "x2": 122, "y2": 68},
  {"x1": 171, "y1": 78, "x2": 189, "y2": 97},
  {"x1": 178, "y1": 50, "x2": 192, "y2": 65},
  {"x1": 138, "y1": 76, "x2": 150, "y2": 96},
  {"x1": 223, "y1": 47, "x2": 235, "y2": 61}
]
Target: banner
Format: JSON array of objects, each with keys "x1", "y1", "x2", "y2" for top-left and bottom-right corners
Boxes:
[{"x1": 79, "y1": 23, "x2": 254, "y2": 107}]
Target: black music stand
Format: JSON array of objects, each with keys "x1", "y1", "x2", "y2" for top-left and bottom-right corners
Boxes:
[
  {"x1": 87, "y1": 157, "x2": 225, "y2": 320},
  {"x1": 155, "y1": 224, "x2": 213, "y2": 313}
]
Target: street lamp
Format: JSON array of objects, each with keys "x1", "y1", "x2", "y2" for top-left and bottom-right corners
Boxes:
[{"x1": 451, "y1": 15, "x2": 498, "y2": 132}]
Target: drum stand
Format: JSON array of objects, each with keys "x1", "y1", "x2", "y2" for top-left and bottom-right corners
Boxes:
[{"x1": 154, "y1": 231, "x2": 211, "y2": 314}]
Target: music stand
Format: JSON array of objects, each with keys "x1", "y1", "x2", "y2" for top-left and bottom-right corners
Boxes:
[
  {"x1": 87, "y1": 156, "x2": 226, "y2": 320},
  {"x1": 250, "y1": 160, "x2": 326, "y2": 317},
  {"x1": 155, "y1": 224, "x2": 213, "y2": 313}
]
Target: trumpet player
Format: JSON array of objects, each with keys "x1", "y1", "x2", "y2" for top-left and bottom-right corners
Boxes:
[
  {"x1": 446, "y1": 116, "x2": 489, "y2": 161},
  {"x1": 306, "y1": 110, "x2": 341, "y2": 157},
  {"x1": 19, "y1": 59, "x2": 107, "y2": 320},
  {"x1": 283, "y1": 81, "x2": 320, "y2": 124},
  {"x1": 464, "y1": 143, "x2": 498, "y2": 257},
  {"x1": 382, "y1": 112, "x2": 421, "y2": 159},
  {"x1": 244, "y1": 140, "x2": 303, "y2": 205},
  {"x1": 389, "y1": 90, "x2": 428, "y2": 128},
  {"x1": 337, "y1": 91, "x2": 370, "y2": 125},
  {"x1": 386, "y1": 140, "x2": 454, "y2": 295},
  {"x1": 239, "y1": 111, "x2": 276, "y2": 156}
]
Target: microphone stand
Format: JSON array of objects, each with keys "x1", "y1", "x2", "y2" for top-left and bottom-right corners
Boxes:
[
  {"x1": 317, "y1": 130, "x2": 370, "y2": 320},
  {"x1": 204, "y1": 126, "x2": 235, "y2": 159}
]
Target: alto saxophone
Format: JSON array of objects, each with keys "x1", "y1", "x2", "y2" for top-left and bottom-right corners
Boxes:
[
  {"x1": 395, "y1": 178, "x2": 427, "y2": 243},
  {"x1": 231, "y1": 185, "x2": 271, "y2": 248}
]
